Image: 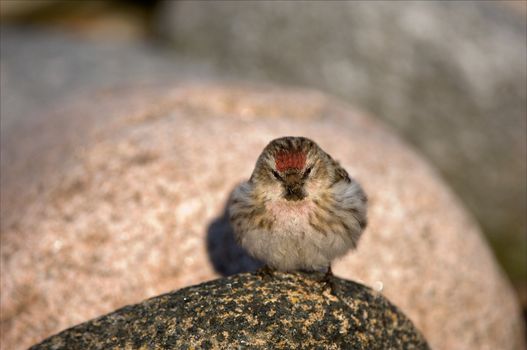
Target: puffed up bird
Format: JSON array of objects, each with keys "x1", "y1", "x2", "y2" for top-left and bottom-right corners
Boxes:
[{"x1": 229, "y1": 136, "x2": 367, "y2": 278}]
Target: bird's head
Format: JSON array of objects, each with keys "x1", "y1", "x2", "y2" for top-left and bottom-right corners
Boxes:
[{"x1": 250, "y1": 136, "x2": 342, "y2": 202}]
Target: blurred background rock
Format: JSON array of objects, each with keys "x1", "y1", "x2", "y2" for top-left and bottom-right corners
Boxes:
[
  {"x1": 1, "y1": 0, "x2": 525, "y2": 340},
  {"x1": 161, "y1": 0, "x2": 527, "y2": 294}
]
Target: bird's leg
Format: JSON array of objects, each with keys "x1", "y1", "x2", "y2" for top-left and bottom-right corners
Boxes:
[
  {"x1": 322, "y1": 265, "x2": 340, "y2": 295},
  {"x1": 322, "y1": 265, "x2": 333, "y2": 286},
  {"x1": 257, "y1": 265, "x2": 275, "y2": 280},
  {"x1": 325, "y1": 265, "x2": 333, "y2": 280}
]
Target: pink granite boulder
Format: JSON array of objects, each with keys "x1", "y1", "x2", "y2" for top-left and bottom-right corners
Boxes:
[{"x1": 1, "y1": 84, "x2": 524, "y2": 350}]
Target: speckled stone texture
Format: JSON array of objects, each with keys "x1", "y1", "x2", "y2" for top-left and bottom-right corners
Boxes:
[
  {"x1": 1, "y1": 84, "x2": 524, "y2": 350},
  {"x1": 29, "y1": 272, "x2": 430, "y2": 349}
]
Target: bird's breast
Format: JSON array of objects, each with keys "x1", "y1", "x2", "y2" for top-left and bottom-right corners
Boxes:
[{"x1": 265, "y1": 199, "x2": 315, "y2": 233}]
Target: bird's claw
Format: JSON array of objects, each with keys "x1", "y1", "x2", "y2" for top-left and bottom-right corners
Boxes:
[
  {"x1": 322, "y1": 266, "x2": 341, "y2": 296},
  {"x1": 257, "y1": 265, "x2": 275, "y2": 281}
]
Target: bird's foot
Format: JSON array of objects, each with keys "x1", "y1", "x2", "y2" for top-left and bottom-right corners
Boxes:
[
  {"x1": 256, "y1": 265, "x2": 275, "y2": 281},
  {"x1": 322, "y1": 266, "x2": 341, "y2": 296}
]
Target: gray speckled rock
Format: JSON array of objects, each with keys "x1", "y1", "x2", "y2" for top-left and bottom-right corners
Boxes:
[{"x1": 29, "y1": 272, "x2": 430, "y2": 349}]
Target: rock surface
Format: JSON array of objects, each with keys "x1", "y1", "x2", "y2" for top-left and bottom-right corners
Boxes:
[
  {"x1": 30, "y1": 272, "x2": 430, "y2": 349},
  {"x1": 158, "y1": 1, "x2": 527, "y2": 279},
  {"x1": 1, "y1": 83, "x2": 524, "y2": 350},
  {"x1": 0, "y1": 26, "x2": 218, "y2": 228}
]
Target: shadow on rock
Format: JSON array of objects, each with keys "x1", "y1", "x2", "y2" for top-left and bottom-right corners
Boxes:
[{"x1": 206, "y1": 192, "x2": 262, "y2": 276}]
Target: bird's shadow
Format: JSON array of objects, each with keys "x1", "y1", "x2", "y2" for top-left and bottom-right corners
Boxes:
[{"x1": 206, "y1": 190, "x2": 263, "y2": 276}]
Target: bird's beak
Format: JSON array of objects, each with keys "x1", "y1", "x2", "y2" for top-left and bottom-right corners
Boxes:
[{"x1": 283, "y1": 171, "x2": 305, "y2": 201}]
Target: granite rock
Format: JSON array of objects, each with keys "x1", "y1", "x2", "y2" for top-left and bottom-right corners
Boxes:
[
  {"x1": 1, "y1": 84, "x2": 524, "y2": 350},
  {"x1": 30, "y1": 272, "x2": 430, "y2": 349},
  {"x1": 0, "y1": 26, "x2": 217, "y2": 227}
]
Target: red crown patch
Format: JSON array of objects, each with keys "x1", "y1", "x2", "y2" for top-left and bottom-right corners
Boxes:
[{"x1": 275, "y1": 151, "x2": 306, "y2": 172}]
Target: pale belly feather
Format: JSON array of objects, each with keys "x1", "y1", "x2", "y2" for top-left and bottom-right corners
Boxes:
[{"x1": 240, "y1": 200, "x2": 350, "y2": 271}]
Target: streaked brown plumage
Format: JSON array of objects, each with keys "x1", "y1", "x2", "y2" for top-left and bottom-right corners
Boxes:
[{"x1": 229, "y1": 136, "x2": 367, "y2": 272}]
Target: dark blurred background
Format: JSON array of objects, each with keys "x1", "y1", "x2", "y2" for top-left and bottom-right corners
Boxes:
[{"x1": 1, "y1": 0, "x2": 525, "y2": 329}]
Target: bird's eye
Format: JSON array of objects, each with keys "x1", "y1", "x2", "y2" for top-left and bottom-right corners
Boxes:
[
  {"x1": 272, "y1": 170, "x2": 282, "y2": 181},
  {"x1": 303, "y1": 167, "x2": 312, "y2": 179}
]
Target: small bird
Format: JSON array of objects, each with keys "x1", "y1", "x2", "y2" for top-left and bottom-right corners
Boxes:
[{"x1": 229, "y1": 136, "x2": 367, "y2": 277}]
